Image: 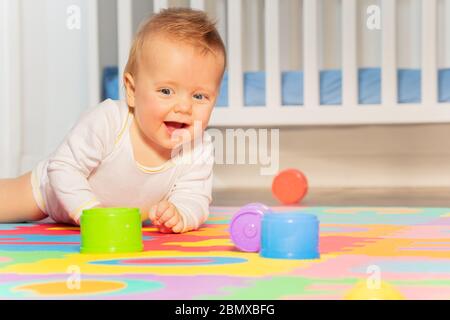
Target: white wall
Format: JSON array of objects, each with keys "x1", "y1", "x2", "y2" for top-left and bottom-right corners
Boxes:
[
  {"x1": 0, "y1": 0, "x2": 22, "y2": 178},
  {"x1": 212, "y1": 123, "x2": 450, "y2": 189},
  {"x1": 19, "y1": 0, "x2": 94, "y2": 173}
]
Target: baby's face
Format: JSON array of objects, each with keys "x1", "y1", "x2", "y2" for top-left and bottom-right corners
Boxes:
[{"x1": 126, "y1": 36, "x2": 224, "y2": 151}]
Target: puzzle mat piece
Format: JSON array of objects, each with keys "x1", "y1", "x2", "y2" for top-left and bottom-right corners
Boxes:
[{"x1": 1, "y1": 206, "x2": 449, "y2": 299}]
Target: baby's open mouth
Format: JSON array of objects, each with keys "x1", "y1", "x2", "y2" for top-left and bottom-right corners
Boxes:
[{"x1": 164, "y1": 121, "x2": 188, "y2": 129}]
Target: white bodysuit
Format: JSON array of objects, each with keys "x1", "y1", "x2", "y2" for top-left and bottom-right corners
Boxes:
[{"x1": 31, "y1": 99, "x2": 214, "y2": 232}]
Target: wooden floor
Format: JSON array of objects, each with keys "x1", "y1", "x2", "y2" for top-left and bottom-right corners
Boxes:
[
  {"x1": 211, "y1": 187, "x2": 450, "y2": 207},
  {"x1": 35, "y1": 187, "x2": 450, "y2": 224}
]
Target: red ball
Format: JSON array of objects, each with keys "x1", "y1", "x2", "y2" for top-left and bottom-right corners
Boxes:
[{"x1": 272, "y1": 169, "x2": 308, "y2": 205}]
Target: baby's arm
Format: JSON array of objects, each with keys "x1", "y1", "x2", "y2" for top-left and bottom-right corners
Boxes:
[
  {"x1": 46, "y1": 102, "x2": 116, "y2": 225},
  {"x1": 158, "y1": 134, "x2": 214, "y2": 233}
]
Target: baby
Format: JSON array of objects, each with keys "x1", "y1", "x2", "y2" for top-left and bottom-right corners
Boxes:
[{"x1": 0, "y1": 8, "x2": 226, "y2": 233}]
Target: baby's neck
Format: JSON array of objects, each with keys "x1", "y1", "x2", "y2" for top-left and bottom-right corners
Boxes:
[{"x1": 130, "y1": 118, "x2": 172, "y2": 168}]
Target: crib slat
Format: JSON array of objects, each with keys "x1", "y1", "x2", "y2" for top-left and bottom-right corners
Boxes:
[
  {"x1": 422, "y1": 0, "x2": 438, "y2": 105},
  {"x1": 190, "y1": 0, "x2": 205, "y2": 11},
  {"x1": 117, "y1": 0, "x2": 133, "y2": 100},
  {"x1": 216, "y1": 0, "x2": 227, "y2": 47},
  {"x1": 381, "y1": 0, "x2": 397, "y2": 105},
  {"x1": 227, "y1": 0, "x2": 244, "y2": 109},
  {"x1": 303, "y1": 0, "x2": 319, "y2": 107},
  {"x1": 154, "y1": 0, "x2": 169, "y2": 13},
  {"x1": 87, "y1": 0, "x2": 100, "y2": 106},
  {"x1": 342, "y1": 0, "x2": 357, "y2": 106},
  {"x1": 265, "y1": 0, "x2": 281, "y2": 108},
  {"x1": 447, "y1": 0, "x2": 450, "y2": 68}
]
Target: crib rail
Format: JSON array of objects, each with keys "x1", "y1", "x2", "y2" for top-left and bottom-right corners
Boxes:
[{"x1": 110, "y1": 0, "x2": 450, "y2": 127}]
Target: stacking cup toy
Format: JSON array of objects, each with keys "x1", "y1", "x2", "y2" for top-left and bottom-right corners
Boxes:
[
  {"x1": 229, "y1": 203, "x2": 273, "y2": 252},
  {"x1": 80, "y1": 208, "x2": 143, "y2": 254},
  {"x1": 260, "y1": 213, "x2": 319, "y2": 259}
]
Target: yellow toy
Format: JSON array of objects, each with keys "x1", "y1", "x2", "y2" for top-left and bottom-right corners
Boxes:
[{"x1": 345, "y1": 280, "x2": 405, "y2": 300}]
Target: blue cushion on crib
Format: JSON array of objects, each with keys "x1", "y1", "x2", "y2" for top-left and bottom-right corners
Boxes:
[
  {"x1": 103, "y1": 67, "x2": 450, "y2": 107},
  {"x1": 359, "y1": 68, "x2": 381, "y2": 104},
  {"x1": 244, "y1": 72, "x2": 266, "y2": 106},
  {"x1": 102, "y1": 66, "x2": 119, "y2": 101},
  {"x1": 216, "y1": 72, "x2": 228, "y2": 107},
  {"x1": 439, "y1": 69, "x2": 450, "y2": 103},
  {"x1": 320, "y1": 70, "x2": 342, "y2": 105},
  {"x1": 217, "y1": 70, "x2": 344, "y2": 106},
  {"x1": 217, "y1": 71, "x2": 268, "y2": 107},
  {"x1": 397, "y1": 69, "x2": 421, "y2": 103},
  {"x1": 282, "y1": 71, "x2": 303, "y2": 105}
]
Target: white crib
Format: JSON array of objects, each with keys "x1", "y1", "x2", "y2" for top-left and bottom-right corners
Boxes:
[{"x1": 86, "y1": 0, "x2": 450, "y2": 127}]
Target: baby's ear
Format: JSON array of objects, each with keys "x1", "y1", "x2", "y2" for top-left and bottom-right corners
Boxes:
[{"x1": 124, "y1": 73, "x2": 136, "y2": 107}]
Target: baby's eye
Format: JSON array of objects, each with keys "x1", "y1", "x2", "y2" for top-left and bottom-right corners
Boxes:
[
  {"x1": 159, "y1": 88, "x2": 173, "y2": 96},
  {"x1": 193, "y1": 93, "x2": 208, "y2": 101}
]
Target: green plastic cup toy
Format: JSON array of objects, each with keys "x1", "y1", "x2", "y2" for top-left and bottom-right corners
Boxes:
[{"x1": 80, "y1": 208, "x2": 143, "y2": 254}]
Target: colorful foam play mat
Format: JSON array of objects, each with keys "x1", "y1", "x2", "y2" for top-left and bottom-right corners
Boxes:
[{"x1": 0, "y1": 206, "x2": 449, "y2": 300}]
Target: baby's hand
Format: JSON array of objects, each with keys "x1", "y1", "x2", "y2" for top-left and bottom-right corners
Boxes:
[{"x1": 148, "y1": 200, "x2": 184, "y2": 233}]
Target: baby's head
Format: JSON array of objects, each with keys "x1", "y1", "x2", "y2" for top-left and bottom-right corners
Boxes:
[{"x1": 123, "y1": 8, "x2": 226, "y2": 151}]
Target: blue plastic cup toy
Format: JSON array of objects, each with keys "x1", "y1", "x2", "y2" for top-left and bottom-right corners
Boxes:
[
  {"x1": 229, "y1": 203, "x2": 273, "y2": 252},
  {"x1": 260, "y1": 212, "x2": 320, "y2": 260}
]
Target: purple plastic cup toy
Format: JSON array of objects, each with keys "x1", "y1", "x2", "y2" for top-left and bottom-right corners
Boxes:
[{"x1": 229, "y1": 203, "x2": 273, "y2": 252}]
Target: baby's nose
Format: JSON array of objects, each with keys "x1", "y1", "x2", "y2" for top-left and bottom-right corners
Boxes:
[{"x1": 174, "y1": 98, "x2": 192, "y2": 114}]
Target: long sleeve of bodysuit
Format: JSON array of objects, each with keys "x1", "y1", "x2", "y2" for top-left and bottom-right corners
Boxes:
[
  {"x1": 46, "y1": 100, "x2": 119, "y2": 225},
  {"x1": 167, "y1": 133, "x2": 214, "y2": 233}
]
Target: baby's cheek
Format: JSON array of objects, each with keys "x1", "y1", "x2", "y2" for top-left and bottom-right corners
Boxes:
[
  {"x1": 138, "y1": 92, "x2": 165, "y2": 117},
  {"x1": 143, "y1": 100, "x2": 162, "y2": 118},
  {"x1": 200, "y1": 105, "x2": 214, "y2": 123},
  {"x1": 194, "y1": 109, "x2": 212, "y2": 128}
]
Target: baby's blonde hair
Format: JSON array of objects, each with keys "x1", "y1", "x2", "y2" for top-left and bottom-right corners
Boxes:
[{"x1": 124, "y1": 7, "x2": 227, "y2": 79}]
